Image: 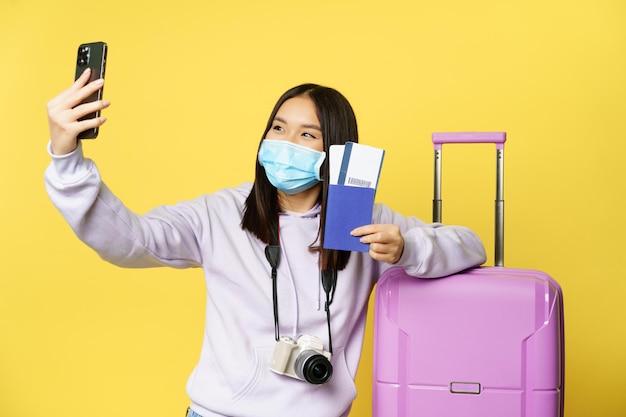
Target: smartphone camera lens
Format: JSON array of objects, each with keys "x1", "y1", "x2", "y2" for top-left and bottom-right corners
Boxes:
[{"x1": 77, "y1": 46, "x2": 90, "y2": 66}]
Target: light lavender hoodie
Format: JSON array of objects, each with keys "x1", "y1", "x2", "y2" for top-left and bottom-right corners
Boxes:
[{"x1": 44, "y1": 142, "x2": 486, "y2": 417}]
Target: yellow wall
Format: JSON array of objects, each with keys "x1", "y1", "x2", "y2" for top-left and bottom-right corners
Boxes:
[{"x1": 1, "y1": 0, "x2": 624, "y2": 416}]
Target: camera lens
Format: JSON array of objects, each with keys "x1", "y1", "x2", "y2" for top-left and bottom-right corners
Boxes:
[
  {"x1": 77, "y1": 46, "x2": 89, "y2": 66},
  {"x1": 294, "y1": 350, "x2": 333, "y2": 385}
]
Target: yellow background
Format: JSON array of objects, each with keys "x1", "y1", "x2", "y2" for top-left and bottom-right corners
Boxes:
[{"x1": 1, "y1": 0, "x2": 625, "y2": 416}]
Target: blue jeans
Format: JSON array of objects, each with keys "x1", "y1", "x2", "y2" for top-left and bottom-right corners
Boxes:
[{"x1": 186, "y1": 408, "x2": 203, "y2": 417}]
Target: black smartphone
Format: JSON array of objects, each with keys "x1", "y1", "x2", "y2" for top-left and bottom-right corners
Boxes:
[{"x1": 74, "y1": 41, "x2": 108, "y2": 139}]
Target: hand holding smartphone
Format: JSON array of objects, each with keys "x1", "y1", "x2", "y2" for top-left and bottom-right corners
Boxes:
[{"x1": 74, "y1": 41, "x2": 107, "y2": 139}]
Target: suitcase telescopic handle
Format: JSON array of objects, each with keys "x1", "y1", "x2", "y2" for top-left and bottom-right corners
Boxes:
[{"x1": 432, "y1": 132, "x2": 506, "y2": 267}]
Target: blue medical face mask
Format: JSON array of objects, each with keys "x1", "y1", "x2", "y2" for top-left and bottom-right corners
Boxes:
[{"x1": 258, "y1": 139, "x2": 326, "y2": 195}]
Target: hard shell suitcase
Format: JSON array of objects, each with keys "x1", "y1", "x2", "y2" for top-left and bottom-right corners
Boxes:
[{"x1": 372, "y1": 132, "x2": 564, "y2": 417}]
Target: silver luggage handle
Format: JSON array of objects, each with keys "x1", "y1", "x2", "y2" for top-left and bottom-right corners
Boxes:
[{"x1": 432, "y1": 132, "x2": 506, "y2": 267}]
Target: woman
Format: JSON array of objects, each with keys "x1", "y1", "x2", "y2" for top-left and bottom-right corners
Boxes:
[{"x1": 45, "y1": 69, "x2": 486, "y2": 417}]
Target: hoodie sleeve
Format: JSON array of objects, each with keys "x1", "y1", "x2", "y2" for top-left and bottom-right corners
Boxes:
[
  {"x1": 372, "y1": 203, "x2": 487, "y2": 278},
  {"x1": 44, "y1": 141, "x2": 203, "y2": 269}
]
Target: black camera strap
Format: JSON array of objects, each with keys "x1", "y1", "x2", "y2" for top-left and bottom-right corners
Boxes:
[
  {"x1": 264, "y1": 219, "x2": 281, "y2": 342},
  {"x1": 264, "y1": 216, "x2": 336, "y2": 354},
  {"x1": 321, "y1": 269, "x2": 337, "y2": 354}
]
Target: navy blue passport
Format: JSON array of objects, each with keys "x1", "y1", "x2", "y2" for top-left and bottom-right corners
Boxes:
[{"x1": 323, "y1": 184, "x2": 376, "y2": 252}]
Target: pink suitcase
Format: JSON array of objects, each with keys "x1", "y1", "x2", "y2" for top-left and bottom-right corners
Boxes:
[{"x1": 373, "y1": 132, "x2": 564, "y2": 417}]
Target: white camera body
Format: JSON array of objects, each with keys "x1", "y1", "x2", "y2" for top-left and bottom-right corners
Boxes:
[{"x1": 269, "y1": 334, "x2": 333, "y2": 384}]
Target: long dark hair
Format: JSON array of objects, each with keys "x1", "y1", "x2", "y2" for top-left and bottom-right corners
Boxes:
[{"x1": 241, "y1": 83, "x2": 358, "y2": 271}]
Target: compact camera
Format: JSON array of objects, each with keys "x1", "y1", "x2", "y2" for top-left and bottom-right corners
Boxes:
[{"x1": 269, "y1": 335, "x2": 333, "y2": 385}]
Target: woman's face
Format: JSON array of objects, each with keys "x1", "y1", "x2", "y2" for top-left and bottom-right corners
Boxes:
[{"x1": 264, "y1": 96, "x2": 324, "y2": 152}]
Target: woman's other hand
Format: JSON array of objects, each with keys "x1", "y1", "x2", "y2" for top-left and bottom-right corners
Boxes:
[{"x1": 351, "y1": 224, "x2": 405, "y2": 264}]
